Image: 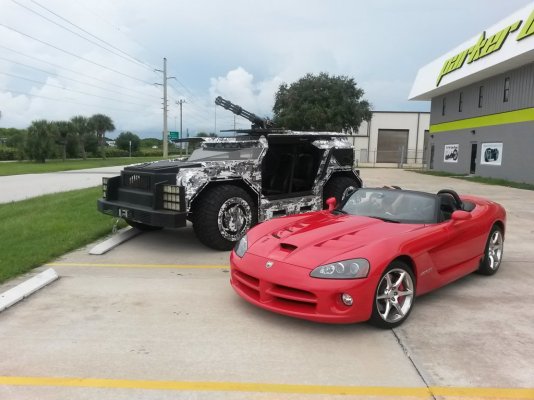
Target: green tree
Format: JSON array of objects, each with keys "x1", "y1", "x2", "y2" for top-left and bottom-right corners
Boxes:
[
  {"x1": 140, "y1": 138, "x2": 162, "y2": 148},
  {"x1": 70, "y1": 116, "x2": 92, "y2": 160},
  {"x1": 273, "y1": 72, "x2": 372, "y2": 132},
  {"x1": 26, "y1": 120, "x2": 55, "y2": 163},
  {"x1": 0, "y1": 128, "x2": 27, "y2": 159},
  {"x1": 115, "y1": 131, "x2": 141, "y2": 153},
  {"x1": 52, "y1": 120, "x2": 74, "y2": 161},
  {"x1": 89, "y1": 114, "x2": 115, "y2": 159}
]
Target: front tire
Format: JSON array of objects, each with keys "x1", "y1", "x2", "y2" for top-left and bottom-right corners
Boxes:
[
  {"x1": 478, "y1": 225, "x2": 504, "y2": 275},
  {"x1": 323, "y1": 176, "x2": 360, "y2": 208},
  {"x1": 192, "y1": 185, "x2": 257, "y2": 250},
  {"x1": 369, "y1": 261, "x2": 415, "y2": 329}
]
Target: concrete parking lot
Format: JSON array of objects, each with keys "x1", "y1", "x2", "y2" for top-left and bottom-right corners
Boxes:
[{"x1": 0, "y1": 168, "x2": 533, "y2": 399}]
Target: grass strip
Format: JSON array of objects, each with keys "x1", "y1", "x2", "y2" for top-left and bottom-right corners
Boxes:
[
  {"x1": 0, "y1": 157, "x2": 164, "y2": 176},
  {"x1": 0, "y1": 187, "x2": 121, "y2": 283}
]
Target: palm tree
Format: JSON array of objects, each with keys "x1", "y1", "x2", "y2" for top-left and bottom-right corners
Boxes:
[
  {"x1": 89, "y1": 114, "x2": 115, "y2": 159},
  {"x1": 70, "y1": 116, "x2": 91, "y2": 160},
  {"x1": 52, "y1": 120, "x2": 73, "y2": 161},
  {"x1": 26, "y1": 120, "x2": 54, "y2": 163}
]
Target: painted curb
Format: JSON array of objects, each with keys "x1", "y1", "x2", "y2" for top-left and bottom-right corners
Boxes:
[
  {"x1": 0, "y1": 268, "x2": 59, "y2": 312},
  {"x1": 89, "y1": 227, "x2": 142, "y2": 255}
]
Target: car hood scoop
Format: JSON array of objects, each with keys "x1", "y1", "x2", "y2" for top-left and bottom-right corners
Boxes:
[{"x1": 249, "y1": 212, "x2": 423, "y2": 269}]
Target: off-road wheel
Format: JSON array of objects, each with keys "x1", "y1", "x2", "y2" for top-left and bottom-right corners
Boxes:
[
  {"x1": 369, "y1": 261, "x2": 416, "y2": 329},
  {"x1": 193, "y1": 185, "x2": 257, "y2": 250},
  {"x1": 125, "y1": 219, "x2": 163, "y2": 231},
  {"x1": 323, "y1": 176, "x2": 360, "y2": 208},
  {"x1": 477, "y1": 225, "x2": 504, "y2": 275}
]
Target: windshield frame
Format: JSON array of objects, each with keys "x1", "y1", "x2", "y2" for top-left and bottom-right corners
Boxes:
[{"x1": 339, "y1": 188, "x2": 440, "y2": 224}]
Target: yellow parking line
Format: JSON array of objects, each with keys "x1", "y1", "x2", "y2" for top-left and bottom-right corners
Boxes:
[
  {"x1": 45, "y1": 262, "x2": 228, "y2": 269},
  {"x1": 0, "y1": 376, "x2": 533, "y2": 398}
]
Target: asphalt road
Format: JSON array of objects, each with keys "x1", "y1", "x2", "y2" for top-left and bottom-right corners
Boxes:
[
  {"x1": 0, "y1": 168, "x2": 533, "y2": 400},
  {"x1": 0, "y1": 166, "x2": 125, "y2": 204}
]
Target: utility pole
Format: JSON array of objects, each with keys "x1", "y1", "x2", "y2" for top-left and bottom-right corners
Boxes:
[
  {"x1": 155, "y1": 58, "x2": 175, "y2": 158},
  {"x1": 176, "y1": 99, "x2": 186, "y2": 141}
]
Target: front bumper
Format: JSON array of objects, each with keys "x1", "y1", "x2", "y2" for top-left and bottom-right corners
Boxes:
[
  {"x1": 230, "y1": 251, "x2": 375, "y2": 324},
  {"x1": 97, "y1": 198, "x2": 187, "y2": 228}
]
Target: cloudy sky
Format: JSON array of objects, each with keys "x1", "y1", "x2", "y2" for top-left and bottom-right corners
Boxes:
[{"x1": 0, "y1": 0, "x2": 532, "y2": 138}]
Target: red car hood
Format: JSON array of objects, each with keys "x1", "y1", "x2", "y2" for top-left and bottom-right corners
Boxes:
[{"x1": 247, "y1": 212, "x2": 424, "y2": 269}]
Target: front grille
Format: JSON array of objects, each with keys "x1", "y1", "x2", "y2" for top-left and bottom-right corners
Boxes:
[
  {"x1": 233, "y1": 270, "x2": 317, "y2": 313},
  {"x1": 123, "y1": 173, "x2": 151, "y2": 191}
]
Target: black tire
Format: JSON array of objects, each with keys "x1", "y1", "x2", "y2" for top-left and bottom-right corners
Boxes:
[
  {"x1": 192, "y1": 185, "x2": 257, "y2": 250},
  {"x1": 369, "y1": 261, "x2": 416, "y2": 329},
  {"x1": 323, "y1": 176, "x2": 360, "y2": 209},
  {"x1": 125, "y1": 219, "x2": 163, "y2": 231},
  {"x1": 478, "y1": 225, "x2": 504, "y2": 275}
]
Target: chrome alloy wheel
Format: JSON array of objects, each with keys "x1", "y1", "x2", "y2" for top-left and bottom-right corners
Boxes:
[
  {"x1": 217, "y1": 197, "x2": 252, "y2": 241},
  {"x1": 375, "y1": 268, "x2": 414, "y2": 324},
  {"x1": 487, "y1": 229, "x2": 504, "y2": 270}
]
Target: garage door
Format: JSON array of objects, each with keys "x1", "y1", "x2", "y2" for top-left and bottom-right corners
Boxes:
[{"x1": 377, "y1": 129, "x2": 408, "y2": 163}]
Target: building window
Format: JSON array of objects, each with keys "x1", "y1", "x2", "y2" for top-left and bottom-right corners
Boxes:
[
  {"x1": 503, "y1": 77, "x2": 510, "y2": 102},
  {"x1": 458, "y1": 92, "x2": 463, "y2": 112},
  {"x1": 442, "y1": 97, "x2": 446, "y2": 116},
  {"x1": 478, "y1": 86, "x2": 484, "y2": 108}
]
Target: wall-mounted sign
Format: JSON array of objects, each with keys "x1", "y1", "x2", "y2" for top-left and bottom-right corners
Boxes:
[
  {"x1": 409, "y1": 5, "x2": 534, "y2": 100},
  {"x1": 444, "y1": 144, "x2": 459, "y2": 163},
  {"x1": 436, "y1": 9, "x2": 534, "y2": 87},
  {"x1": 481, "y1": 142, "x2": 503, "y2": 166}
]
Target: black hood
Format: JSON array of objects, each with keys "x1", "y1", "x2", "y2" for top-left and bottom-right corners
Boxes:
[{"x1": 124, "y1": 160, "x2": 202, "y2": 174}]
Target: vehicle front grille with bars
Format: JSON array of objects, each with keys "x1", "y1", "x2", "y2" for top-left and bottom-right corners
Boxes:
[{"x1": 232, "y1": 269, "x2": 318, "y2": 313}]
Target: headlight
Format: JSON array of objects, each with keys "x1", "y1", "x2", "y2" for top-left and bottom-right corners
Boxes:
[
  {"x1": 234, "y1": 235, "x2": 248, "y2": 258},
  {"x1": 310, "y1": 258, "x2": 369, "y2": 279}
]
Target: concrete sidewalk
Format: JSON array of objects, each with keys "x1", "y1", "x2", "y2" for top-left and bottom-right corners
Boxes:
[{"x1": 0, "y1": 166, "x2": 125, "y2": 204}]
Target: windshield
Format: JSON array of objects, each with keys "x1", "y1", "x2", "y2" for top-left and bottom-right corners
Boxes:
[
  {"x1": 187, "y1": 145, "x2": 263, "y2": 161},
  {"x1": 341, "y1": 188, "x2": 437, "y2": 224}
]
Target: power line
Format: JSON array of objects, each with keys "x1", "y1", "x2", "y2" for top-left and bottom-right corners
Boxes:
[
  {"x1": 0, "y1": 22, "x2": 154, "y2": 85},
  {"x1": 0, "y1": 56, "x2": 157, "y2": 103},
  {"x1": 29, "y1": 0, "x2": 158, "y2": 72},
  {"x1": 1, "y1": 71, "x2": 152, "y2": 107},
  {"x1": 0, "y1": 87, "x2": 145, "y2": 114},
  {"x1": 0, "y1": 44, "x2": 160, "y2": 99},
  {"x1": 10, "y1": 0, "x2": 153, "y2": 74}
]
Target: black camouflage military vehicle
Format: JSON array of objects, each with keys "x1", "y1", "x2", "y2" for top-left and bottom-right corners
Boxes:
[{"x1": 97, "y1": 97, "x2": 362, "y2": 250}]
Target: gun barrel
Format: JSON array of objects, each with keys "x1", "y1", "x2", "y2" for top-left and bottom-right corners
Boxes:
[{"x1": 215, "y1": 96, "x2": 273, "y2": 129}]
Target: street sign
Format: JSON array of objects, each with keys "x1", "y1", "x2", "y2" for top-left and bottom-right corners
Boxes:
[{"x1": 169, "y1": 131, "x2": 180, "y2": 140}]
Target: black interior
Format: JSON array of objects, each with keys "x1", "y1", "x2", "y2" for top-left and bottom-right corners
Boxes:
[
  {"x1": 261, "y1": 141, "x2": 324, "y2": 196},
  {"x1": 437, "y1": 189, "x2": 475, "y2": 221}
]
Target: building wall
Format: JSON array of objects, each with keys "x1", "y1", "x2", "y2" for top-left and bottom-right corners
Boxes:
[
  {"x1": 354, "y1": 111, "x2": 430, "y2": 165},
  {"x1": 428, "y1": 63, "x2": 534, "y2": 183},
  {"x1": 429, "y1": 121, "x2": 534, "y2": 183},
  {"x1": 430, "y1": 63, "x2": 534, "y2": 125}
]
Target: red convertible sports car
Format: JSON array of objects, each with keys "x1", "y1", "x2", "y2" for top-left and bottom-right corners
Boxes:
[{"x1": 230, "y1": 188, "x2": 506, "y2": 328}]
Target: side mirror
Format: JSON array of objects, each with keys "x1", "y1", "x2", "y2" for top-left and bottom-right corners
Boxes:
[
  {"x1": 326, "y1": 197, "x2": 337, "y2": 211},
  {"x1": 451, "y1": 210, "x2": 472, "y2": 221}
]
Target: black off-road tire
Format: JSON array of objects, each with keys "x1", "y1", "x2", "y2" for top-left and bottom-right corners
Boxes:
[
  {"x1": 369, "y1": 261, "x2": 416, "y2": 329},
  {"x1": 477, "y1": 225, "x2": 504, "y2": 276},
  {"x1": 192, "y1": 185, "x2": 257, "y2": 250},
  {"x1": 125, "y1": 219, "x2": 163, "y2": 231},
  {"x1": 323, "y1": 176, "x2": 360, "y2": 208}
]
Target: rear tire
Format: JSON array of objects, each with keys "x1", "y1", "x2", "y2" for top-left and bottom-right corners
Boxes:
[
  {"x1": 323, "y1": 176, "x2": 360, "y2": 208},
  {"x1": 478, "y1": 225, "x2": 504, "y2": 275},
  {"x1": 192, "y1": 185, "x2": 257, "y2": 250},
  {"x1": 125, "y1": 219, "x2": 162, "y2": 231}
]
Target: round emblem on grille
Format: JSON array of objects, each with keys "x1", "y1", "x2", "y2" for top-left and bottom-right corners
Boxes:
[{"x1": 265, "y1": 261, "x2": 274, "y2": 269}]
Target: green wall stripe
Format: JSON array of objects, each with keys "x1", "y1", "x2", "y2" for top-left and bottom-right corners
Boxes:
[{"x1": 429, "y1": 107, "x2": 534, "y2": 133}]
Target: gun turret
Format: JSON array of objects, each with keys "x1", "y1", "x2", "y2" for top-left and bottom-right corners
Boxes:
[{"x1": 215, "y1": 96, "x2": 274, "y2": 130}]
